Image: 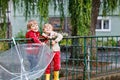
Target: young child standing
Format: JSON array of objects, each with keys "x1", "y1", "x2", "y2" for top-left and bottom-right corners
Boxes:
[
  {"x1": 26, "y1": 20, "x2": 42, "y2": 44},
  {"x1": 25, "y1": 20, "x2": 43, "y2": 70},
  {"x1": 42, "y1": 23, "x2": 63, "y2": 80}
]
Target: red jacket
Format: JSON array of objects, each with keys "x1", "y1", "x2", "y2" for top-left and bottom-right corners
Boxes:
[
  {"x1": 25, "y1": 30, "x2": 42, "y2": 54},
  {"x1": 26, "y1": 30, "x2": 42, "y2": 43}
]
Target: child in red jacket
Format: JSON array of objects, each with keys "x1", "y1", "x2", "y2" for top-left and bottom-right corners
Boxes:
[
  {"x1": 26, "y1": 20, "x2": 42, "y2": 43},
  {"x1": 25, "y1": 20, "x2": 43, "y2": 70}
]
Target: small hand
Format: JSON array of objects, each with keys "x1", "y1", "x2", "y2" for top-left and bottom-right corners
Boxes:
[
  {"x1": 52, "y1": 40, "x2": 57, "y2": 45},
  {"x1": 42, "y1": 42, "x2": 45, "y2": 45},
  {"x1": 39, "y1": 42, "x2": 45, "y2": 45}
]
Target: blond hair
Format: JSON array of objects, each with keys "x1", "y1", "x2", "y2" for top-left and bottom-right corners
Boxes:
[
  {"x1": 27, "y1": 20, "x2": 38, "y2": 30},
  {"x1": 43, "y1": 23, "x2": 53, "y2": 31}
]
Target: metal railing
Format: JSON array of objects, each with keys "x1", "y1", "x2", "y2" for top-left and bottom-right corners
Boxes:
[{"x1": 0, "y1": 36, "x2": 120, "y2": 80}]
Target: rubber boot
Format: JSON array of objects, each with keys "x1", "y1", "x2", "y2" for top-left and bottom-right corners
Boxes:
[
  {"x1": 54, "y1": 71, "x2": 59, "y2": 80},
  {"x1": 45, "y1": 74, "x2": 50, "y2": 80}
]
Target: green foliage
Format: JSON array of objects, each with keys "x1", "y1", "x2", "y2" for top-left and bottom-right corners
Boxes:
[
  {"x1": 0, "y1": 0, "x2": 8, "y2": 22},
  {"x1": 97, "y1": 40, "x2": 104, "y2": 47},
  {"x1": 68, "y1": 0, "x2": 92, "y2": 36},
  {"x1": 0, "y1": 42, "x2": 9, "y2": 51},
  {"x1": 97, "y1": 38, "x2": 117, "y2": 46},
  {"x1": 60, "y1": 38, "x2": 71, "y2": 46},
  {"x1": 0, "y1": 23, "x2": 7, "y2": 38},
  {"x1": 13, "y1": 0, "x2": 39, "y2": 20},
  {"x1": 104, "y1": 38, "x2": 117, "y2": 46},
  {"x1": 102, "y1": 0, "x2": 119, "y2": 16},
  {"x1": 37, "y1": 0, "x2": 51, "y2": 22},
  {"x1": 15, "y1": 30, "x2": 25, "y2": 38},
  {"x1": 1, "y1": 0, "x2": 120, "y2": 38}
]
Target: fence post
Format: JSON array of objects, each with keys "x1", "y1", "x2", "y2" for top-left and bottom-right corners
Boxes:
[
  {"x1": 83, "y1": 37, "x2": 87, "y2": 80},
  {"x1": 87, "y1": 46, "x2": 90, "y2": 80}
]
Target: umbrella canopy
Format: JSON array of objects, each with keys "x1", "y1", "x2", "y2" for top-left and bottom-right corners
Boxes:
[{"x1": 0, "y1": 43, "x2": 54, "y2": 80}]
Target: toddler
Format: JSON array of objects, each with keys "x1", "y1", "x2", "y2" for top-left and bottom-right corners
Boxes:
[{"x1": 42, "y1": 23, "x2": 63, "y2": 80}]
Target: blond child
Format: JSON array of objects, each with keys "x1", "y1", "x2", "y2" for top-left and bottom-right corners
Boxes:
[{"x1": 42, "y1": 23, "x2": 63, "y2": 80}]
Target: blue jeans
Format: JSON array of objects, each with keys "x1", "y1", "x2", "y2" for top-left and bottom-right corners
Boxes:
[{"x1": 27, "y1": 54, "x2": 38, "y2": 71}]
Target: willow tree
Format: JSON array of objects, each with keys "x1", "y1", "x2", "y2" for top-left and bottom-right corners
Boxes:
[
  {"x1": 1, "y1": 0, "x2": 120, "y2": 36},
  {"x1": 0, "y1": 0, "x2": 9, "y2": 38},
  {"x1": 90, "y1": 0, "x2": 120, "y2": 36},
  {"x1": 1, "y1": 0, "x2": 120, "y2": 54},
  {"x1": 68, "y1": 0, "x2": 91, "y2": 36},
  {"x1": 90, "y1": 0, "x2": 120, "y2": 58}
]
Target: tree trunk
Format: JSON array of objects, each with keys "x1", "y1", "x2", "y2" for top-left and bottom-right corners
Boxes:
[
  {"x1": 90, "y1": 0, "x2": 100, "y2": 59},
  {"x1": 7, "y1": 22, "x2": 12, "y2": 38},
  {"x1": 71, "y1": 18, "x2": 78, "y2": 36},
  {"x1": 90, "y1": 0, "x2": 100, "y2": 36}
]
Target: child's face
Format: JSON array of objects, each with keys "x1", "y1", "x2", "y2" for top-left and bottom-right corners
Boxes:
[
  {"x1": 31, "y1": 24, "x2": 39, "y2": 32},
  {"x1": 44, "y1": 26, "x2": 53, "y2": 34}
]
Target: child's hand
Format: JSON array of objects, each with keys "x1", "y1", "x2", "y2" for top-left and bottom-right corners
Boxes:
[
  {"x1": 42, "y1": 42, "x2": 45, "y2": 45},
  {"x1": 39, "y1": 42, "x2": 45, "y2": 45},
  {"x1": 52, "y1": 40, "x2": 57, "y2": 45}
]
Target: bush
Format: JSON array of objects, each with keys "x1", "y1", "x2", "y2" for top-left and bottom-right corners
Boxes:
[
  {"x1": 0, "y1": 42, "x2": 9, "y2": 51},
  {"x1": 15, "y1": 30, "x2": 25, "y2": 38}
]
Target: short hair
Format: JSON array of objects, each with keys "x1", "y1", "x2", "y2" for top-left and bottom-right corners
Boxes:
[
  {"x1": 43, "y1": 23, "x2": 53, "y2": 31},
  {"x1": 27, "y1": 20, "x2": 38, "y2": 29}
]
